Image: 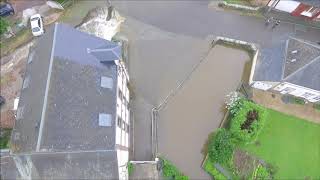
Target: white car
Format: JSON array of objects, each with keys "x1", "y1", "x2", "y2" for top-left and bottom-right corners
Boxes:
[{"x1": 30, "y1": 14, "x2": 44, "y2": 36}]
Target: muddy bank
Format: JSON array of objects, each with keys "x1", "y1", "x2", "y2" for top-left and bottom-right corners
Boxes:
[{"x1": 157, "y1": 45, "x2": 250, "y2": 179}]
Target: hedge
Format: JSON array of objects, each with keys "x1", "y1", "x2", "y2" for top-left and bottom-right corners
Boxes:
[{"x1": 229, "y1": 100, "x2": 268, "y2": 143}]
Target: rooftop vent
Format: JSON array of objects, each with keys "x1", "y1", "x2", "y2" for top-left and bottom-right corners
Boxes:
[
  {"x1": 99, "y1": 113, "x2": 112, "y2": 127},
  {"x1": 101, "y1": 76, "x2": 113, "y2": 89},
  {"x1": 291, "y1": 50, "x2": 298, "y2": 54}
]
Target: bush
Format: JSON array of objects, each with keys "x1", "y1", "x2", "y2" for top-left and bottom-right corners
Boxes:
[
  {"x1": 160, "y1": 157, "x2": 189, "y2": 180},
  {"x1": 203, "y1": 158, "x2": 227, "y2": 180},
  {"x1": 292, "y1": 97, "x2": 305, "y2": 105},
  {"x1": 127, "y1": 162, "x2": 134, "y2": 176},
  {"x1": 208, "y1": 128, "x2": 235, "y2": 166},
  {"x1": 250, "y1": 165, "x2": 271, "y2": 180},
  {"x1": 229, "y1": 100, "x2": 267, "y2": 143},
  {"x1": 0, "y1": 17, "x2": 9, "y2": 36}
]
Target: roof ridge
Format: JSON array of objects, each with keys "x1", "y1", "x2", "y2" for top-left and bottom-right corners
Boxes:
[
  {"x1": 36, "y1": 22, "x2": 59, "y2": 151},
  {"x1": 283, "y1": 55, "x2": 320, "y2": 81}
]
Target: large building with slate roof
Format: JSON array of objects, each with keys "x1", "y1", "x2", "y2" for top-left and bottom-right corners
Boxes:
[
  {"x1": 251, "y1": 37, "x2": 320, "y2": 103},
  {"x1": 3, "y1": 23, "x2": 130, "y2": 179}
]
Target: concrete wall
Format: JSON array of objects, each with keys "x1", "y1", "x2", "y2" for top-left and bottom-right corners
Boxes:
[{"x1": 117, "y1": 149, "x2": 129, "y2": 180}]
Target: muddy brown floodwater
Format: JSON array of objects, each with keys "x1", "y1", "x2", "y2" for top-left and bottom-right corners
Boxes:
[{"x1": 158, "y1": 45, "x2": 250, "y2": 179}]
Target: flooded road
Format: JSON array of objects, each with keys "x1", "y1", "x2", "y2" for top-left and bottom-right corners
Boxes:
[{"x1": 157, "y1": 45, "x2": 250, "y2": 179}]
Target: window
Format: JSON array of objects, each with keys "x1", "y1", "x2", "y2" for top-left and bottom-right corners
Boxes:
[
  {"x1": 125, "y1": 124, "x2": 129, "y2": 133},
  {"x1": 117, "y1": 116, "x2": 122, "y2": 127}
]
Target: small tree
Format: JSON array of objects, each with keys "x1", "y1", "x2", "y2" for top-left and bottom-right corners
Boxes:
[
  {"x1": 208, "y1": 128, "x2": 235, "y2": 166},
  {"x1": 0, "y1": 17, "x2": 9, "y2": 36}
]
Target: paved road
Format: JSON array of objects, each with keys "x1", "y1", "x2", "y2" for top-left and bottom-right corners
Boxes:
[{"x1": 114, "y1": 1, "x2": 320, "y2": 46}]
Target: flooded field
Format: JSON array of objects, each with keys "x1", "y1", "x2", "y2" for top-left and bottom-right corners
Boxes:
[{"x1": 157, "y1": 45, "x2": 250, "y2": 179}]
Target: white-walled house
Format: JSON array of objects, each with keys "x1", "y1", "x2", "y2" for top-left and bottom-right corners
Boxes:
[
  {"x1": 250, "y1": 37, "x2": 320, "y2": 103},
  {"x1": 267, "y1": 0, "x2": 320, "y2": 21},
  {"x1": 5, "y1": 23, "x2": 130, "y2": 179}
]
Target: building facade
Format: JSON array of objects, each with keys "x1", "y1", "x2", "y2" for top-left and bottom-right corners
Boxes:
[{"x1": 267, "y1": 0, "x2": 320, "y2": 21}]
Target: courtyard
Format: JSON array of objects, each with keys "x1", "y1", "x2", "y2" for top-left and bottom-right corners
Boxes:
[{"x1": 157, "y1": 44, "x2": 250, "y2": 178}]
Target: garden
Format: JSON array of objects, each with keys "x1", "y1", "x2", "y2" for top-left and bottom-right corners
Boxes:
[{"x1": 203, "y1": 92, "x2": 320, "y2": 179}]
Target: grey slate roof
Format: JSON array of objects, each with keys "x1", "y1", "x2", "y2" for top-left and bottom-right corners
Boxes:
[
  {"x1": 9, "y1": 22, "x2": 121, "y2": 179},
  {"x1": 1, "y1": 151, "x2": 119, "y2": 179},
  {"x1": 11, "y1": 23, "x2": 121, "y2": 154},
  {"x1": 253, "y1": 37, "x2": 320, "y2": 91}
]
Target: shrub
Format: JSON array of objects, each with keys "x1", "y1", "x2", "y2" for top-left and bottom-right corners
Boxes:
[
  {"x1": 208, "y1": 128, "x2": 235, "y2": 166},
  {"x1": 225, "y1": 91, "x2": 244, "y2": 116},
  {"x1": 250, "y1": 165, "x2": 271, "y2": 180},
  {"x1": 203, "y1": 158, "x2": 227, "y2": 180},
  {"x1": 292, "y1": 97, "x2": 305, "y2": 105},
  {"x1": 160, "y1": 157, "x2": 189, "y2": 180},
  {"x1": 127, "y1": 162, "x2": 134, "y2": 176},
  {"x1": 229, "y1": 100, "x2": 267, "y2": 143},
  {"x1": 0, "y1": 17, "x2": 9, "y2": 36}
]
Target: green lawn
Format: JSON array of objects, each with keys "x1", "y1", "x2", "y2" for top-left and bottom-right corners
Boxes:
[{"x1": 242, "y1": 109, "x2": 320, "y2": 179}]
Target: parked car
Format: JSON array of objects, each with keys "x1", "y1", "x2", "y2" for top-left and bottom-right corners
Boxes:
[
  {"x1": 0, "y1": 96, "x2": 5, "y2": 107},
  {"x1": 0, "y1": 3, "x2": 14, "y2": 17},
  {"x1": 30, "y1": 14, "x2": 44, "y2": 36}
]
